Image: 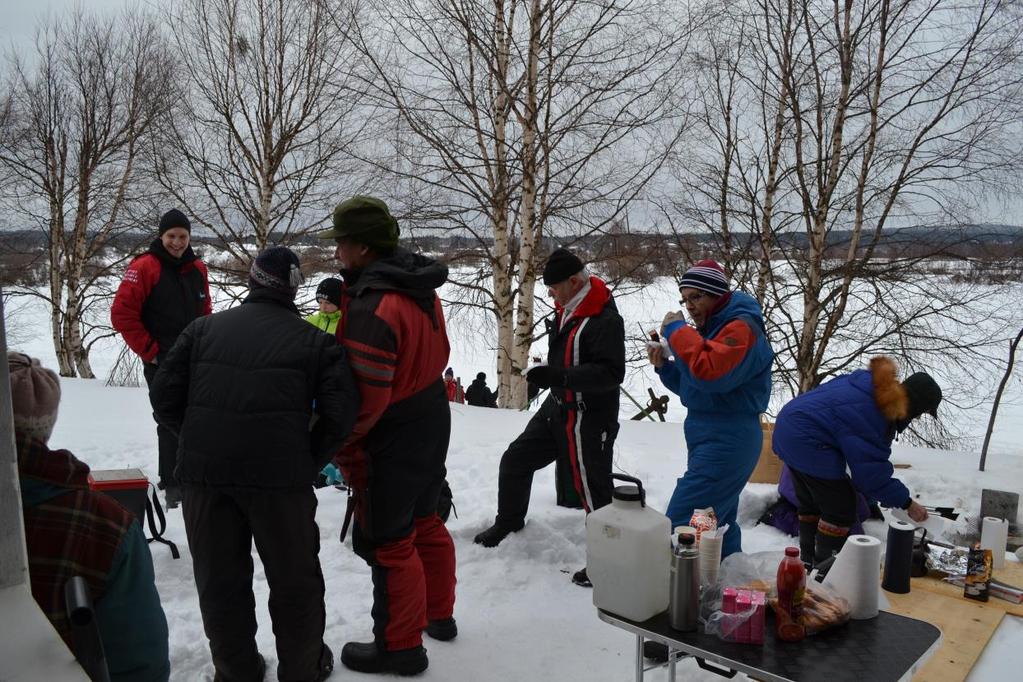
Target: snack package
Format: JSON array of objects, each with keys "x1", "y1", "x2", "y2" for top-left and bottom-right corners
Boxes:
[
  {"x1": 689, "y1": 507, "x2": 718, "y2": 545},
  {"x1": 705, "y1": 586, "x2": 764, "y2": 644},
  {"x1": 964, "y1": 548, "x2": 992, "y2": 602}
]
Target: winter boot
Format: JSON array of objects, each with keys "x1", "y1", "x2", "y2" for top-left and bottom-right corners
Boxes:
[
  {"x1": 643, "y1": 641, "x2": 669, "y2": 663},
  {"x1": 814, "y1": 520, "x2": 851, "y2": 566},
  {"x1": 797, "y1": 514, "x2": 820, "y2": 568},
  {"x1": 340, "y1": 641, "x2": 428, "y2": 676},
  {"x1": 315, "y1": 644, "x2": 334, "y2": 682},
  {"x1": 213, "y1": 652, "x2": 265, "y2": 682},
  {"x1": 472, "y1": 519, "x2": 524, "y2": 548},
  {"x1": 571, "y1": 567, "x2": 592, "y2": 588},
  {"x1": 425, "y1": 617, "x2": 458, "y2": 642}
]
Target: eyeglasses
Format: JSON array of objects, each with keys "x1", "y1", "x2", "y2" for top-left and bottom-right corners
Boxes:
[{"x1": 679, "y1": 293, "x2": 707, "y2": 306}]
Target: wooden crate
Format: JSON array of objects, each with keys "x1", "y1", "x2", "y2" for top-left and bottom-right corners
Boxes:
[{"x1": 749, "y1": 421, "x2": 782, "y2": 484}]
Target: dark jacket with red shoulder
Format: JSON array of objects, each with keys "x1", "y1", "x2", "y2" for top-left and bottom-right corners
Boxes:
[
  {"x1": 541, "y1": 276, "x2": 625, "y2": 414},
  {"x1": 334, "y1": 248, "x2": 450, "y2": 486},
  {"x1": 111, "y1": 239, "x2": 212, "y2": 363}
]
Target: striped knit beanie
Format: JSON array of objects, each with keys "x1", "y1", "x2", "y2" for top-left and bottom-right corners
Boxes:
[
  {"x1": 8, "y1": 352, "x2": 61, "y2": 443},
  {"x1": 249, "y1": 246, "x2": 305, "y2": 297},
  {"x1": 679, "y1": 259, "x2": 729, "y2": 297}
]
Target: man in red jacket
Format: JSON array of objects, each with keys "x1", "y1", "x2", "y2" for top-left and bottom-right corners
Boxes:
[{"x1": 321, "y1": 196, "x2": 456, "y2": 676}]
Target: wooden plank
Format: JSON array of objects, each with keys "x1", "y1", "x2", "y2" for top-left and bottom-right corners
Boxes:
[{"x1": 883, "y1": 589, "x2": 1005, "y2": 682}]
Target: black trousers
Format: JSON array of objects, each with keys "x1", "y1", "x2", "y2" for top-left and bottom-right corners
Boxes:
[
  {"x1": 182, "y1": 486, "x2": 326, "y2": 682},
  {"x1": 788, "y1": 468, "x2": 858, "y2": 527},
  {"x1": 496, "y1": 398, "x2": 618, "y2": 527},
  {"x1": 143, "y1": 361, "x2": 179, "y2": 488}
]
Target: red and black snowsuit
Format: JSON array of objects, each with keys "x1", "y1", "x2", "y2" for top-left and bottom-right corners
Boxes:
[
  {"x1": 495, "y1": 276, "x2": 625, "y2": 526},
  {"x1": 335, "y1": 248, "x2": 456, "y2": 652},
  {"x1": 111, "y1": 239, "x2": 211, "y2": 488}
]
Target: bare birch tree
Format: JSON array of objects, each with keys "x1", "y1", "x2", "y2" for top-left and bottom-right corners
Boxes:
[
  {"x1": 154, "y1": 0, "x2": 371, "y2": 292},
  {"x1": 343, "y1": 0, "x2": 698, "y2": 407},
  {"x1": 667, "y1": 0, "x2": 1023, "y2": 422},
  {"x1": 0, "y1": 10, "x2": 174, "y2": 377}
]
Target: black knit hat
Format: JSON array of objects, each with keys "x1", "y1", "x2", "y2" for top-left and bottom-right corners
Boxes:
[
  {"x1": 476, "y1": 372, "x2": 486, "y2": 381},
  {"x1": 903, "y1": 372, "x2": 942, "y2": 419},
  {"x1": 542, "y1": 248, "x2": 585, "y2": 285},
  {"x1": 249, "y1": 246, "x2": 304, "y2": 298},
  {"x1": 159, "y1": 209, "x2": 191, "y2": 236},
  {"x1": 315, "y1": 277, "x2": 343, "y2": 307}
]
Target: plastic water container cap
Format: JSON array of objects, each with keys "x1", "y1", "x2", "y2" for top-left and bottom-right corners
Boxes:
[{"x1": 612, "y1": 484, "x2": 642, "y2": 503}]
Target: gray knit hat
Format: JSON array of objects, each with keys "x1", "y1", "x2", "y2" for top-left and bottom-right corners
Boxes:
[
  {"x1": 249, "y1": 246, "x2": 305, "y2": 297},
  {"x1": 8, "y1": 352, "x2": 61, "y2": 443}
]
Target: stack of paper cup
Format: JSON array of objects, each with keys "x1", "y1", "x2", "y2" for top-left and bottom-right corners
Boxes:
[
  {"x1": 698, "y1": 526, "x2": 726, "y2": 589},
  {"x1": 980, "y1": 517, "x2": 1009, "y2": 570},
  {"x1": 822, "y1": 535, "x2": 882, "y2": 619}
]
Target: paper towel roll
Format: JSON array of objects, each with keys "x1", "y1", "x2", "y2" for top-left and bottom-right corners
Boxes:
[
  {"x1": 980, "y1": 517, "x2": 1009, "y2": 570},
  {"x1": 822, "y1": 534, "x2": 881, "y2": 620}
]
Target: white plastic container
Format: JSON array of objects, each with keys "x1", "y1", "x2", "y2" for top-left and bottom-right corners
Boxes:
[{"x1": 587, "y1": 474, "x2": 671, "y2": 622}]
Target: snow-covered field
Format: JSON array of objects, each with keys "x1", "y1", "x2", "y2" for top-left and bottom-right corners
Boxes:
[{"x1": 5, "y1": 272, "x2": 1023, "y2": 680}]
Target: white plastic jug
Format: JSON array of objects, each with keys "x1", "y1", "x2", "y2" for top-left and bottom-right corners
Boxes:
[{"x1": 587, "y1": 474, "x2": 670, "y2": 622}]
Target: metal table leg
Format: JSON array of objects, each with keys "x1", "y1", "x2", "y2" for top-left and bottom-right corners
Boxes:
[
  {"x1": 635, "y1": 634, "x2": 644, "y2": 681},
  {"x1": 668, "y1": 647, "x2": 677, "y2": 682}
]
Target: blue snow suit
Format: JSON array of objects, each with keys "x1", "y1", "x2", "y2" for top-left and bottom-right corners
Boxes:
[
  {"x1": 655, "y1": 291, "x2": 773, "y2": 558},
  {"x1": 772, "y1": 356, "x2": 913, "y2": 509}
]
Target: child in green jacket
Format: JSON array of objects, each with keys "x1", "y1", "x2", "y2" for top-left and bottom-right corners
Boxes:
[{"x1": 305, "y1": 277, "x2": 343, "y2": 334}]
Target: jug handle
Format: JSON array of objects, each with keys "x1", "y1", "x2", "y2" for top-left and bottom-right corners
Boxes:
[{"x1": 610, "y1": 473, "x2": 646, "y2": 507}]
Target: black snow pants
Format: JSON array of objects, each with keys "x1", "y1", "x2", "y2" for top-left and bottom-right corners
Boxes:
[
  {"x1": 144, "y1": 360, "x2": 179, "y2": 488},
  {"x1": 496, "y1": 396, "x2": 619, "y2": 527},
  {"x1": 182, "y1": 486, "x2": 327, "y2": 682}
]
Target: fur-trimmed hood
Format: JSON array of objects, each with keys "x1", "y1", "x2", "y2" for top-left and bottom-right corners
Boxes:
[{"x1": 869, "y1": 356, "x2": 909, "y2": 422}]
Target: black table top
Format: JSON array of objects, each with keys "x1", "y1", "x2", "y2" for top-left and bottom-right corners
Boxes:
[{"x1": 598, "y1": 608, "x2": 941, "y2": 682}]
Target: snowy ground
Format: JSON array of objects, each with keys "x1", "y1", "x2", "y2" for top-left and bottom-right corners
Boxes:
[
  {"x1": 31, "y1": 377, "x2": 1021, "y2": 681},
  {"x1": 5, "y1": 271, "x2": 1022, "y2": 680}
]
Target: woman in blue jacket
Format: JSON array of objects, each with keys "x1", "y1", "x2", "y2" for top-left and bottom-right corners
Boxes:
[
  {"x1": 772, "y1": 356, "x2": 941, "y2": 566},
  {"x1": 649, "y1": 260, "x2": 774, "y2": 558}
]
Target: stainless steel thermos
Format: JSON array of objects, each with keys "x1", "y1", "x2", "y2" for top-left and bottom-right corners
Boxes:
[{"x1": 669, "y1": 532, "x2": 700, "y2": 631}]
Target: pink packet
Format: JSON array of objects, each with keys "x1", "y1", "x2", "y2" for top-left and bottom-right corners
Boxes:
[
  {"x1": 735, "y1": 590, "x2": 752, "y2": 644},
  {"x1": 721, "y1": 587, "x2": 738, "y2": 641},
  {"x1": 749, "y1": 591, "x2": 766, "y2": 645}
]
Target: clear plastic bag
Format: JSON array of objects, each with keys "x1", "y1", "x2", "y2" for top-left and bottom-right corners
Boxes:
[{"x1": 700, "y1": 551, "x2": 852, "y2": 638}]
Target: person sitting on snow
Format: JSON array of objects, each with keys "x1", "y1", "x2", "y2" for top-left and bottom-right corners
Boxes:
[
  {"x1": 305, "y1": 277, "x2": 344, "y2": 334},
  {"x1": 9, "y1": 351, "x2": 170, "y2": 682},
  {"x1": 646, "y1": 259, "x2": 774, "y2": 560},
  {"x1": 772, "y1": 356, "x2": 941, "y2": 567},
  {"x1": 464, "y1": 372, "x2": 498, "y2": 408}
]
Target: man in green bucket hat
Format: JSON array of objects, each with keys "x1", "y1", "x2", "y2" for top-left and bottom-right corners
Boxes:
[{"x1": 320, "y1": 196, "x2": 457, "y2": 676}]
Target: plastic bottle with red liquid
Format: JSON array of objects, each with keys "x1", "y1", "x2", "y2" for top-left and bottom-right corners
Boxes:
[{"x1": 775, "y1": 546, "x2": 806, "y2": 642}]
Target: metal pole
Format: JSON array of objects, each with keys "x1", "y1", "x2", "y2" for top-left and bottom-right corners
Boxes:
[
  {"x1": 0, "y1": 285, "x2": 30, "y2": 590},
  {"x1": 634, "y1": 634, "x2": 644, "y2": 682},
  {"x1": 668, "y1": 647, "x2": 677, "y2": 682}
]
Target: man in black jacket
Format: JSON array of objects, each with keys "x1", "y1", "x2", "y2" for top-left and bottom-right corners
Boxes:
[
  {"x1": 473, "y1": 248, "x2": 625, "y2": 587},
  {"x1": 150, "y1": 247, "x2": 359, "y2": 682},
  {"x1": 464, "y1": 372, "x2": 498, "y2": 408}
]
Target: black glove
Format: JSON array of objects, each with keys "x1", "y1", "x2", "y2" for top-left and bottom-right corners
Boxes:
[{"x1": 526, "y1": 365, "x2": 565, "y2": 390}]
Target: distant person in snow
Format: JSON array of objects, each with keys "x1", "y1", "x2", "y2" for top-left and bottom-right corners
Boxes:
[
  {"x1": 443, "y1": 367, "x2": 464, "y2": 403},
  {"x1": 9, "y1": 352, "x2": 170, "y2": 682},
  {"x1": 306, "y1": 277, "x2": 343, "y2": 335},
  {"x1": 647, "y1": 259, "x2": 773, "y2": 560},
  {"x1": 149, "y1": 246, "x2": 358, "y2": 682},
  {"x1": 474, "y1": 247, "x2": 625, "y2": 590},
  {"x1": 773, "y1": 356, "x2": 941, "y2": 568},
  {"x1": 110, "y1": 209, "x2": 211, "y2": 509},
  {"x1": 321, "y1": 196, "x2": 456, "y2": 676},
  {"x1": 464, "y1": 372, "x2": 498, "y2": 408}
]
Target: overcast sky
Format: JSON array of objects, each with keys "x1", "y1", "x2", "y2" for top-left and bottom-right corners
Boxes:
[{"x1": 0, "y1": 0, "x2": 141, "y2": 57}]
